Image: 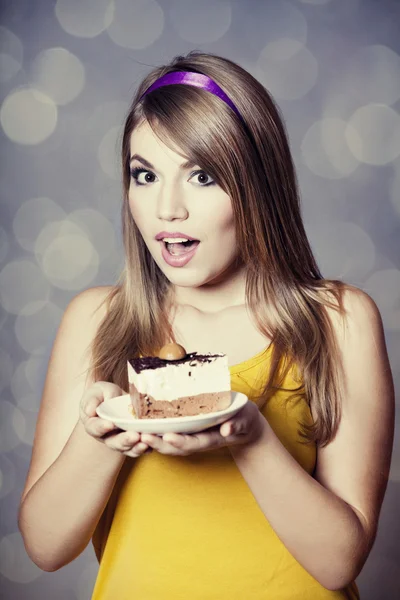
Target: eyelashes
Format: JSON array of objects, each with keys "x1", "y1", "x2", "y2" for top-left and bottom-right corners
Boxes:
[{"x1": 129, "y1": 167, "x2": 215, "y2": 187}]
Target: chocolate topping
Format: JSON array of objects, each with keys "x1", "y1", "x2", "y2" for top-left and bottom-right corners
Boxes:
[{"x1": 128, "y1": 352, "x2": 223, "y2": 374}]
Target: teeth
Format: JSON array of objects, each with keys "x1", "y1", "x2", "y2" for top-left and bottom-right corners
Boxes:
[{"x1": 162, "y1": 237, "x2": 189, "y2": 243}]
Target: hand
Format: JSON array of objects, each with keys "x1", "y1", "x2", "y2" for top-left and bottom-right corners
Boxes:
[
  {"x1": 140, "y1": 400, "x2": 266, "y2": 456},
  {"x1": 79, "y1": 381, "x2": 152, "y2": 458}
]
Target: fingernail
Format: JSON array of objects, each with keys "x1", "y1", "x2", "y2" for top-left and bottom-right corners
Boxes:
[{"x1": 222, "y1": 425, "x2": 231, "y2": 437}]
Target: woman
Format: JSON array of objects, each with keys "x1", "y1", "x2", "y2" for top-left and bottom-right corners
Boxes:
[{"x1": 18, "y1": 51, "x2": 394, "y2": 599}]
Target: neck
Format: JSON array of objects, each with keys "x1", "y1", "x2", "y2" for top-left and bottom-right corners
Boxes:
[{"x1": 172, "y1": 261, "x2": 247, "y2": 314}]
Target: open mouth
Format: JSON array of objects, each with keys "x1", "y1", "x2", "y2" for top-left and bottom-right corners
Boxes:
[{"x1": 162, "y1": 240, "x2": 200, "y2": 256}]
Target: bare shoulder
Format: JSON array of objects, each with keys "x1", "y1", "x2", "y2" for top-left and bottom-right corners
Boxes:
[
  {"x1": 64, "y1": 285, "x2": 115, "y2": 326},
  {"x1": 320, "y1": 284, "x2": 383, "y2": 347}
]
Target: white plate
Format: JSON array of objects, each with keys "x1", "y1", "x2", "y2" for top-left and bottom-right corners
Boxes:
[{"x1": 96, "y1": 391, "x2": 248, "y2": 434}]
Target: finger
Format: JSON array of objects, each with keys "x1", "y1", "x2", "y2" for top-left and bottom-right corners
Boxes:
[
  {"x1": 103, "y1": 431, "x2": 142, "y2": 452},
  {"x1": 220, "y1": 421, "x2": 233, "y2": 437},
  {"x1": 123, "y1": 443, "x2": 152, "y2": 458},
  {"x1": 81, "y1": 382, "x2": 124, "y2": 417},
  {"x1": 85, "y1": 418, "x2": 118, "y2": 439},
  {"x1": 163, "y1": 430, "x2": 223, "y2": 452},
  {"x1": 141, "y1": 433, "x2": 185, "y2": 455}
]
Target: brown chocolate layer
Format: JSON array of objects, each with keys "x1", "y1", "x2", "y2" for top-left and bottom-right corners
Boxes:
[
  {"x1": 128, "y1": 352, "x2": 223, "y2": 374},
  {"x1": 129, "y1": 383, "x2": 231, "y2": 419}
]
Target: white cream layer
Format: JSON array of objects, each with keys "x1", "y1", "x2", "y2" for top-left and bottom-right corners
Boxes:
[{"x1": 127, "y1": 353, "x2": 231, "y2": 402}]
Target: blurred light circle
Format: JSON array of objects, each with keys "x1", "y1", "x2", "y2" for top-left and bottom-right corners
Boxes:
[
  {"x1": 75, "y1": 561, "x2": 99, "y2": 600},
  {"x1": 0, "y1": 260, "x2": 51, "y2": 315},
  {"x1": 0, "y1": 348, "x2": 13, "y2": 394},
  {"x1": 0, "y1": 87, "x2": 57, "y2": 145},
  {"x1": 55, "y1": 0, "x2": 114, "y2": 39},
  {"x1": 35, "y1": 220, "x2": 99, "y2": 290},
  {"x1": 13, "y1": 197, "x2": 66, "y2": 252},
  {"x1": 258, "y1": 38, "x2": 318, "y2": 100},
  {"x1": 98, "y1": 126, "x2": 122, "y2": 180},
  {"x1": 310, "y1": 222, "x2": 375, "y2": 280},
  {"x1": 0, "y1": 26, "x2": 23, "y2": 83},
  {"x1": 83, "y1": 100, "x2": 128, "y2": 145},
  {"x1": 0, "y1": 226, "x2": 9, "y2": 263},
  {"x1": 171, "y1": 0, "x2": 231, "y2": 43},
  {"x1": 301, "y1": 118, "x2": 359, "y2": 178},
  {"x1": 245, "y1": 0, "x2": 307, "y2": 47},
  {"x1": 107, "y1": 0, "x2": 164, "y2": 49},
  {"x1": 14, "y1": 409, "x2": 38, "y2": 446},
  {"x1": 31, "y1": 47, "x2": 85, "y2": 105},
  {"x1": 69, "y1": 208, "x2": 117, "y2": 261},
  {"x1": 15, "y1": 301, "x2": 63, "y2": 355},
  {"x1": 347, "y1": 45, "x2": 400, "y2": 107},
  {"x1": 0, "y1": 401, "x2": 25, "y2": 452},
  {"x1": 42, "y1": 236, "x2": 99, "y2": 290},
  {"x1": 298, "y1": 0, "x2": 331, "y2": 3},
  {"x1": 346, "y1": 104, "x2": 400, "y2": 166},
  {"x1": 0, "y1": 454, "x2": 16, "y2": 499},
  {"x1": 389, "y1": 161, "x2": 400, "y2": 217},
  {"x1": 11, "y1": 358, "x2": 47, "y2": 413},
  {"x1": 0, "y1": 307, "x2": 7, "y2": 331},
  {"x1": 364, "y1": 269, "x2": 400, "y2": 332},
  {"x1": 0, "y1": 533, "x2": 42, "y2": 582}
]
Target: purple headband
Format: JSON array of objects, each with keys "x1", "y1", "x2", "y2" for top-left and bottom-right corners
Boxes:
[{"x1": 139, "y1": 71, "x2": 243, "y2": 121}]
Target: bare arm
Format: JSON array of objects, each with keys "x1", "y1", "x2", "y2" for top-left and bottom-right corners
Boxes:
[
  {"x1": 229, "y1": 288, "x2": 395, "y2": 590},
  {"x1": 18, "y1": 287, "x2": 146, "y2": 571}
]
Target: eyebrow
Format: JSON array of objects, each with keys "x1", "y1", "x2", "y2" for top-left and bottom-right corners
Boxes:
[{"x1": 129, "y1": 153, "x2": 197, "y2": 171}]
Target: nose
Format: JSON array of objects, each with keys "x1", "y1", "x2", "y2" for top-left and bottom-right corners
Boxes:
[{"x1": 156, "y1": 181, "x2": 188, "y2": 221}]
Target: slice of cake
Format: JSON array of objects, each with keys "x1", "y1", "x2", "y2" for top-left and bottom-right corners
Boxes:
[{"x1": 128, "y1": 343, "x2": 231, "y2": 419}]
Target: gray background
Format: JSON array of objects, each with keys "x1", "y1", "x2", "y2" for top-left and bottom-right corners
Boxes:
[{"x1": 0, "y1": 0, "x2": 399, "y2": 598}]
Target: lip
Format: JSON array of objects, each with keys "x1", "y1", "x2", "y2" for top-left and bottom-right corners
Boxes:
[
  {"x1": 159, "y1": 240, "x2": 200, "y2": 267},
  {"x1": 155, "y1": 231, "x2": 199, "y2": 241}
]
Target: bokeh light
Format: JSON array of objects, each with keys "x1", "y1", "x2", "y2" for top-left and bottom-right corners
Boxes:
[
  {"x1": 0, "y1": 401, "x2": 25, "y2": 453},
  {"x1": 35, "y1": 220, "x2": 99, "y2": 290},
  {"x1": 0, "y1": 26, "x2": 23, "y2": 83},
  {"x1": 97, "y1": 126, "x2": 122, "y2": 180},
  {"x1": 0, "y1": 348, "x2": 13, "y2": 394},
  {"x1": 310, "y1": 221, "x2": 375, "y2": 280},
  {"x1": 364, "y1": 269, "x2": 400, "y2": 332},
  {"x1": 55, "y1": 0, "x2": 114, "y2": 39},
  {"x1": 0, "y1": 87, "x2": 57, "y2": 145},
  {"x1": 346, "y1": 45, "x2": 400, "y2": 107},
  {"x1": 14, "y1": 409, "x2": 38, "y2": 447},
  {"x1": 346, "y1": 104, "x2": 400, "y2": 166},
  {"x1": 11, "y1": 357, "x2": 47, "y2": 414},
  {"x1": 31, "y1": 47, "x2": 85, "y2": 105},
  {"x1": 257, "y1": 38, "x2": 318, "y2": 100},
  {"x1": 68, "y1": 208, "x2": 118, "y2": 261},
  {"x1": 0, "y1": 454, "x2": 16, "y2": 500},
  {"x1": 389, "y1": 159, "x2": 400, "y2": 217},
  {"x1": 0, "y1": 226, "x2": 9, "y2": 263},
  {"x1": 171, "y1": 0, "x2": 231, "y2": 44},
  {"x1": 298, "y1": 0, "x2": 331, "y2": 4},
  {"x1": 13, "y1": 197, "x2": 66, "y2": 252},
  {"x1": 301, "y1": 118, "x2": 360, "y2": 179},
  {"x1": 0, "y1": 260, "x2": 51, "y2": 315},
  {"x1": 106, "y1": 0, "x2": 164, "y2": 50},
  {"x1": 0, "y1": 533, "x2": 43, "y2": 582},
  {"x1": 244, "y1": 0, "x2": 307, "y2": 48},
  {"x1": 15, "y1": 301, "x2": 63, "y2": 355}
]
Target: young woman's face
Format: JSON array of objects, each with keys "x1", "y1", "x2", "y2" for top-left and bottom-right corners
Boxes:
[{"x1": 128, "y1": 120, "x2": 240, "y2": 290}]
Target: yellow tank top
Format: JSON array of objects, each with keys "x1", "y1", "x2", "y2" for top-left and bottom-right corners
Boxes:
[{"x1": 91, "y1": 346, "x2": 360, "y2": 599}]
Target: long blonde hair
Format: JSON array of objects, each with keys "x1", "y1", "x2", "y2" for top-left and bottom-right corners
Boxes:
[{"x1": 89, "y1": 51, "x2": 350, "y2": 447}]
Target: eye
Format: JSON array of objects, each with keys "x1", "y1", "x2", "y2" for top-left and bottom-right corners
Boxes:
[
  {"x1": 189, "y1": 170, "x2": 215, "y2": 186},
  {"x1": 130, "y1": 167, "x2": 157, "y2": 186}
]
